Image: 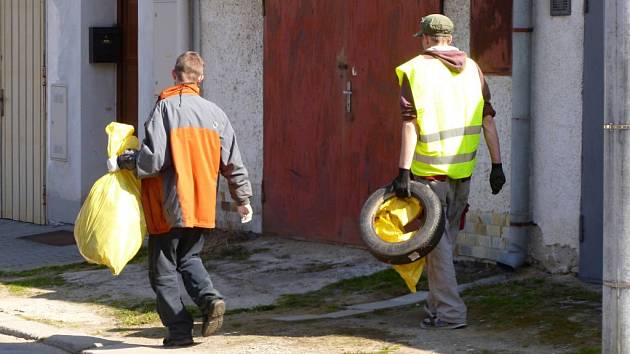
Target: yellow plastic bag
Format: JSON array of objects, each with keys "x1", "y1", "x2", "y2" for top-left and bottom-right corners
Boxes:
[
  {"x1": 374, "y1": 197, "x2": 426, "y2": 293},
  {"x1": 74, "y1": 122, "x2": 147, "y2": 275}
]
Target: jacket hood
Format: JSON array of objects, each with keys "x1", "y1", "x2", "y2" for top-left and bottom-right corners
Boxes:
[{"x1": 424, "y1": 46, "x2": 467, "y2": 73}]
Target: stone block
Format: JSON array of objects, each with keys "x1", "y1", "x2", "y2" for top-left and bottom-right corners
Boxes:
[
  {"x1": 491, "y1": 236, "x2": 505, "y2": 249},
  {"x1": 486, "y1": 225, "x2": 502, "y2": 236},
  {"x1": 476, "y1": 235, "x2": 492, "y2": 248},
  {"x1": 458, "y1": 245, "x2": 473, "y2": 257},
  {"x1": 474, "y1": 223, "x2": 487, "y2": 235}
]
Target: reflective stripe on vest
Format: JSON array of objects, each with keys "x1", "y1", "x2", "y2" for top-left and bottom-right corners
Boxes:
[{"x1": 396, "y1": 55, "x2": 484, "y2": 179}]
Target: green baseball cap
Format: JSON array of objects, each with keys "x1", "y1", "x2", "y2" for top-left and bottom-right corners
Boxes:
[{"x1": 413, "y1": 14, "x2": 454, "y2": 37}]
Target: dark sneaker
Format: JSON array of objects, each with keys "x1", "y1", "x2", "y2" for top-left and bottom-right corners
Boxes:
[
  {"x1": 202, "y1": 299, "x2": 226, "y2": 337},
  {"x1": 163, "y1": 336, "x2": 194, "y2": 348},
  {"x1": 420, "y1": 317, "x2": 466, "y2": 330},
  {"x1": 423, "y1": 304, "x2": 436, "y2": 320}
]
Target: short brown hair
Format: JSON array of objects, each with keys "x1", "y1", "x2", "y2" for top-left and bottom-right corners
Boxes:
[{"x1": 174, "y1": 51, "x2": 204, "y2": 82}]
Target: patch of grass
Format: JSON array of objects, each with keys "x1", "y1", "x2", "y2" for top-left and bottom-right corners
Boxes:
[
  {"x1": 271, "y1": 269, "x2": 407, "y2": 311},
  {"x1": 343, "y1": 345, "x2": 400, "y2": 354},
  {"x1": 218, "y1": 245, "x2": 252, "y2": 261},
  {"x1": 568, "y1": 347, "x2": 601, "y2": 354},
  {"x1": 0, "y1": 262, "x2": 101, "y2": 278},
  {"x1": 226, "y1": 304, "x2": 278, "y2": 315},
  {"x1": 464, "y1": 277, "x2": 601, "y2": 348},
  {"x1": 4, "y1": 276, "x2": 66, "y2": 295},
  {"x1": 110, "y1": 300, "x2": 160, "y2": 326}
]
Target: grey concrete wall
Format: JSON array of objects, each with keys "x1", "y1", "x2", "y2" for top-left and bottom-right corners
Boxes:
[
  {"x1": 199, "y1": 0, "x2": 264, "y2": 233},
  {"x1": 47, "y1": 0, "x2": 117, "y2": 224},
  {"x1": 80, "y1": 0, "x2": 118, "y2": 205},
  {"x1": 137, "y1": 0, "x2": 154, "y2": 141},
  {"x1": 529, "y1": 0, "x2": 584, "y2": 272}
]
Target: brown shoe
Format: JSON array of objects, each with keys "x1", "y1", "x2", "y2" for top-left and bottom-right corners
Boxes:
[{"x1": 202, "y1": 299, "x2": 225, "y2": 336}]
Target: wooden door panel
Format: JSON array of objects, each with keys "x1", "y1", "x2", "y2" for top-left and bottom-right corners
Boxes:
[
  {"x1": 263, "y1": 0, "x2": 442, "y2": 244},
  {"x1": 264, "y1": 0, "x2": 347, "y2": 241},
  {"x1": 341, "y1": 0, "x2": 442, "y2": 243},
  {"x1": 117, "y1": 0, "x2": 138, "y2": 131}
]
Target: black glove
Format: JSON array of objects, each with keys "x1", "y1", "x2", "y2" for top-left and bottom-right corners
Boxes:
[
  {"x1": 117, "y1": 149, "x2": 138, "y2": 170},
  {"x1": 490, "y1": 163, "x2": 506, "y2": 195},
  {"x1": 391, "y1": 168, "x2": 411, "y2": 198}
]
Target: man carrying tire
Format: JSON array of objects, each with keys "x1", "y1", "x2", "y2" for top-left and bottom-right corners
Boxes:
[{"x1": 391, "y1": 14, "x2": 505, "y2": 330}]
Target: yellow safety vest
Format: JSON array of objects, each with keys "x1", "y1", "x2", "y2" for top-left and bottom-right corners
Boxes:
[{"x1": 396, "y1": 55, "x2": 484, "y2": 179}]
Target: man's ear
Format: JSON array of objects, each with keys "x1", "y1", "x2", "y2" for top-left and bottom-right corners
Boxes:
[
  {"x1": 171, "y1": 70, "x2": 177, "y2": 81},
  {"x1": 197, "y1": 74, "x2": 205, "y2": 83}
]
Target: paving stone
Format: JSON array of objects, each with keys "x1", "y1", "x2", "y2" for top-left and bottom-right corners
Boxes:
[{"x1": 0, "y1": 220, "x2": 83, "y2": 272}]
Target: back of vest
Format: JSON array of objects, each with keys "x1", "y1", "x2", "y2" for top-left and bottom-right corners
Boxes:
[{"x1": 396, "y1": 56, "x2": 484, "y2": 178}]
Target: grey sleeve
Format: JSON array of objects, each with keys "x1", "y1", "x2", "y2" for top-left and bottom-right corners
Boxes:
[
  {"x1": 220, "y1": 120, "x2": 253, "y2": 205},
  {"x1": 136, "y1": 103, "x2": 170, "y2": 178}
]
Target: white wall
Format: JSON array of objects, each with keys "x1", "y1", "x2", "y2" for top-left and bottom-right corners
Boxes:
[
  {"x1": 530, "y1": 0, "x2": 584, "y2": 269},
  {"x1": 80, "y1": 0, "x2": 118, "y2": 202},
  {"x1": 46, "y1": 0, "x2": 117, "y2": 224},
  {"x1": 46, "y1": 0, "x2": 83, "y2": 223},
  {"x1": 199, "y1": 0, "x2": 264, "y2": 233}
]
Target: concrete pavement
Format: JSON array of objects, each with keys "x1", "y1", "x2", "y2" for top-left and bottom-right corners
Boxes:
[{"x1": 0, "y1": 219, "x2": 83, "y2": 271}]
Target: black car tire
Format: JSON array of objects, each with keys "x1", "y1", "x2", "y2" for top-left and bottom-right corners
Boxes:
[{"x1": 359, "y1": 181, "x2": 445, "y2": 265}]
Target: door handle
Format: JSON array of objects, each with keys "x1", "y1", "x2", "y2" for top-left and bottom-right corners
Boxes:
[{"x1": 342, "y1": 81, "x2": 352, "y2": 113}]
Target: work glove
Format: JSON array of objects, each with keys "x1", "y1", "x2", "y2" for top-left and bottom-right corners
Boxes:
[
  {"x1": 489, "y1": 163, "x2": 506, "y2": 195},
  {"x1": 391, "y1": 168, "x2": 411, "y2": 198},
  {"x1": 117, "y1": 149, "x2": 139, "y2": 170},
  {"x1": 106, "y1": 156, "x2": 119, "y2": 173},
  {"x1": 237, "y1": 203, "x2": 253, "y2": 224}
]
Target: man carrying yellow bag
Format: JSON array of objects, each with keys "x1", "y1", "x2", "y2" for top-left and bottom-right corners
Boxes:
[{"x1": 109, "y1": 51, "x2": 253, "y2": 347}]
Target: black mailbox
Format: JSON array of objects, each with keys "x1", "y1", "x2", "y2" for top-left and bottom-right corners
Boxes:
[{"x1": 89, "y1": 27, "x2": 121, "y2": 63}]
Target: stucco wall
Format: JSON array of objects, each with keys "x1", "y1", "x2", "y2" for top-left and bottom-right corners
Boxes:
[
  {"x1": 80, "y1": 0, "x2": 118, "y2": 204},
  {"x1": 530, "y1": 0, "x2": 584, "y2": 271},
  {"x1": 47, "y1": 0, "x2": 82, "y2": 223},
  {"x1": 199, "y1": 0, "x2": 264, "y2": 232},
  {"x1": 47, "y1": 0, "x2": 117, "y2": 224}
]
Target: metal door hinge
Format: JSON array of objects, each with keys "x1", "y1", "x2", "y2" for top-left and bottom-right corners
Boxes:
[
  {"x1": 603, "y1": 123, "x2": 630, "y2": 130},
  {"x1": 343, "y1": 81, "x2": 352, "y2": 113},
  {"x1": 42, "y1": 66, "x2": 47, "y2": 86},
  {"x1": 42, "y1": 184, "x2": 47, "y2": 206}
]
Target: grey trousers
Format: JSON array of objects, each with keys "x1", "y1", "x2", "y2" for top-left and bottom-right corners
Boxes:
[
  {"x1": 148, "y1": 228, "x2": 224, "y2": 339},
  {"x1": 419, "y1": 177, "x2": 470, "y2": 324}
]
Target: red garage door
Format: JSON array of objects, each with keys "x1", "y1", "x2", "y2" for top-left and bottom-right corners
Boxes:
[{"x1": 264, "y1": 0, "x2": 442, "y2": 244}]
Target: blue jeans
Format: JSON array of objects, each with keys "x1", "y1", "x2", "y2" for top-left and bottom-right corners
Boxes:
[{"x1": 148, "y1": 228, "x2": 223, "y2": 339}]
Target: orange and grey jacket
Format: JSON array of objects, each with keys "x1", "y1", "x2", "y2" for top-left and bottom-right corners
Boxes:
[{"x1": 136, "y1": 83, "x2": 252, "y2": 235}]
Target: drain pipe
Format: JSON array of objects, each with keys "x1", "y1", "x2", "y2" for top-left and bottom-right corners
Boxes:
[
  {"x1": 496, "y1": 0, "x2": 533, "y2": 270},
  {"x1": 190, "y1": 0, "x2": 203, "y2": 93}
]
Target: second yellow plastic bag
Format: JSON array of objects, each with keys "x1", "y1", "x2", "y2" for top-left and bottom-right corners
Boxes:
[
  {"x1": 374, "y1": 197, "x2": 426, "y2": 293},
  {"x1": 74, "y1": 122, "x2": 147, "y2": 275}
]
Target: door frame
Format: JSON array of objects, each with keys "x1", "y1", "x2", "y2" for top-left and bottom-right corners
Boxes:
[{"x1": 578, "y1": 0, "x2": 604, "y2": 283}]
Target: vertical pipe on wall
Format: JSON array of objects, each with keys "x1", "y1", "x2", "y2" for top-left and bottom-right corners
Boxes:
[
  {"x1": 602, "y1": 0, "x2": 630, "y2": 351},
  {"x1": 496, "y1": 0, "x2": 533, "y2": 270},
  {"x1": 191, "y1": 0, "x2": 200, "y2": 52}
]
